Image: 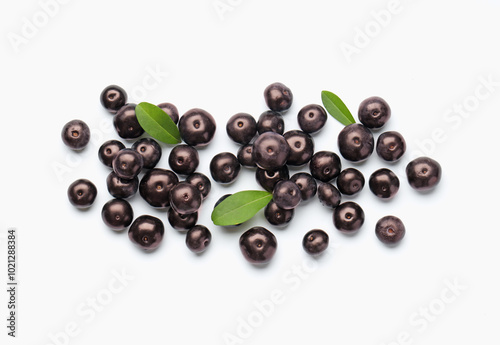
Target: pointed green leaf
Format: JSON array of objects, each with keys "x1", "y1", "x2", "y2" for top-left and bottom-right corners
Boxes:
[
  {"x1": 321, "y1": 90, "x2": 356, "y2": 126},
  {"x1": 211, "y1": 190, "x2": 272, "y2": 226},
  {"x1": 135, "y1": 102, "x2": 181, "y2": 144}
]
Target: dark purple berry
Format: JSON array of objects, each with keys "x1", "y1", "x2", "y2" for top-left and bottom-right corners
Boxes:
[
  {"x1": 67, "y1": 179, "x2": 97, "y2": 208},
  {"x1": 139, "y1": 168, "x2": 178, "y2": 208},
  {"x1": 186, "y1": 172, "x2": 211, "y2": 200},
  {"x1": 255, "y1": 166, "x2": 289, "y2": 192},
  {"x1": 406, "y1": 157, "x2": 442, "y2": 191},
  {"x1": 178, "y1": 108, "x2": 216, "y2": 147},
  {"x1": 237, "y1": 144, "x2": 256, "y2": 168},
  {"x1": 167, "y1": 208, "x2": 198, "y2": 231},
  {"x1": 168, "y1": 144, "x2": 199, "y2": 176},
  {"x1": 338, "y1": 123, "x2": 374, "y2": 162},
  {"x1": 169, "y1": 182, "x2": 202, "y2": 215},
  {"x1": 61, "y1": 120, "x2": 91, "y2": 150},
  {"x1": 358, "y1": 96, "x2": 391, "y2": 129},
  {"x1": 128, "y1": 215, "x2": 164, "y2": 251},
  {"x1": 226, "y1": 113, "x2": 257, "y2": 144},
  {"x1": 239, "y1": 226, "x2": 277, "y2": 264},
  {"x1": 297, "y1": 104, "x2": 327, "y2": 134},
  {"x1": 106, "y1": 172, "x2": 138, "y2": 199},
  {"x1": 99, "y1": 140, "x2": 125, "y2": 168},
  {"x1": 272, "y1": 180, "x2": 301, "y2": 210},
  {"x1": 257, "y1": 111, "x2": 284, "y2": 135},
  {"x1": 317, "y1": 182, "x2": 342, "y2": 209},
  {"x1": 157, "y1": 102, "x2": 179, "y2": 124},
  {"x1": 252, "y1": 132, "x2": 290, "y2": 170},
  {"x1": 100, "y1": 85, "x2": 127, "y2": 114},
  {"x1": 337, "y1": 168, "x2": 365, "y2": 196},
  {"x1": 210, "y1": 152, "x2": 241, "y2": 184},
  {"x1": 290, "y1": 172, "x2": 317, "y2": 202},
  {"x1": 264, "y1": 82, "x2": 293, "y2": 113},
  {"x1": 369, "y1": 168, "x2": 399, "y2": 199},
  {"x1": 302, "y1": 229, "x2": 329, "y2": 255},
  {"x1": 112, "y1": 148, "x2": 143, "y2": 180},
  {"x1": 376, "y1": 131, "x2": 406, "y2": 162},
  {"x1": 101, "y1": 199, "x2": 133, "y2": 231},
  {"x1": 375, "y1": 216, "x2": 405, "y2": 245},
  {"x1": 186, "y1": 225, "x2": 212, "y2": 253},
  {"x1": 132, "y1": 138, "x2": 162, "y2": 169},
  {"x1": 264, "y1": 200, "x2": 294, "y2": 227},
  {"x1": 309, "y1": 151, "x2": 341, "y2": 182},
  {"x1": 333, "y1": 202, "x2": 365, "y2": 233},
  {"x1": 284, "y1": 130, "x2": 314, "y2": 166},
  {"x1": 114, "y1": 104, "x2": 144, "y2": 139}
]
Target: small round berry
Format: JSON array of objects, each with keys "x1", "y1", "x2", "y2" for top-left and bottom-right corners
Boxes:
[
  {"x1": 237, "y1": 144, "x2": 256, "y2": 168},
  {"x1": 106, "y1": 172, "x2": 138, "y2": 199},
  {"x1": 297, "y1": 104, "x2": 327, "y2": 134},
  {"x1": 132, "y1": 138, "x2": 162, "y2": 169},
  {"x1": 252, "y1": 132, "x2": 290, "y2": 170},
  {"x1": 317, "y1": 182, "x2": 342, "y2": 209},
  {"x1": 167, "y1": 208, "x2": 198, "y2": 231},
  {"x1": 114, "y1": 104, "x2": 144, "y2": 139},
  {"x1": 337, "y1": 123, "x2": 374, "y2": 162},
  {"x1": 284, "y1": 130, "x2": 314, "y2": 166},
  {"x1": 100, "y1": 85, "x2": 127, "y2": 114},
  {"x1": 226, "y1": 113, "x2": 257, "y2": 144},
  {"x1": 186, "y1": 225, "x2": 212, "y2": 253},
  {"x1": 257, "y1": 111, "x2": 285, "y2": 135},
  {"x1": 186, "y1": 172, "x2": 211, "y2": 200},
  {"x1": 272, "y1": 180, "x2": 301, "y2": 210},
  {"x1": 178, "y1": 108, "x2": 216, "y2": 147},
  {"x1": 139, "y1": 168, "x2": 178, "y2": 208},
  {"x1": 168, "y1": 144, "x2": 199, "y2": 176},
  {"x1": 264, "y1": 200, "x2": 294, "y2": 227},
  {"x1": 358, "y1": 96, "x2": 391, "y2": 129},
  {"x1": 309, "y1": 151, "x2": 342, "y2": 182},
  {"x1": 264, "y1": 82, "x2": 293, "y2": 113},
  {"x1": 369, "y1": 168, "x2": 400, "y2": 199},
  {"x1": 128, "y1": 215, "x2": 164, "y2": 251},
  {"x1": 302, "y1": 229, "x2": 329, "y2": 255},
  {"x1": 169, "y1": 182, "x2": 203, "y2": 215},
  {"x1": 290, "y1": 172, "x2": 317, "y2": 202},
  {"x1": 68, "y1": 179, "x2": 97, "y2": 208},
  {"x1": 375, "y1": 216, "x2": 405, "y2": 245},
  {"x1": 337, "y1": 168, "x2": 365, "y2": 196},
  {"x1": 406, "y1": 157, "x2": 442, "y2": 191},
  {"x1": 157, "y1": 102, "x2": 179, "y2": 124},
  {"x1": 210, "y1": 152, "x2": 241, "y2": 184},
  {"x1": 255, "y1": 166, "x2": 289, "y2": 192},
  {"x1": 239, "y1": 227, "x2": 277, "y2": 264},
  {"x1": 112, "y1": 149, "x2": 144, "y2": 180},
  {"x1": 101, "y1": 199, "x2": 134, "y2": 231},
  {"x1": 61, "y1": 120, "x2": 91, "y2": 150},
  {"x1": 376, "y1": 131, "x2": 406, "y2": 162},
  {"x1": 333, "y1": 202, "x2": 365, "y2": 233},
  {"x1": 98, "y1": 140, "x2": 125, "y2": 168}
]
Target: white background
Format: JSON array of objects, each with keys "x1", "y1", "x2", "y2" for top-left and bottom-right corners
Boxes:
[{"x1": 1, "y1": 0, "x2": 500, "y2": 344}]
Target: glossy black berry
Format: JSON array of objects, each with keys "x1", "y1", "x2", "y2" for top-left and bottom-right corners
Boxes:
[
  {"x1": 132, "y1": 138, "x2": 162, "y2": 169},
  {"x1": 128, "y1": 215, "x2": 164, "y2": 251},
  {"x1": 210, "y1": 152, "x2": 241, "y2": 184},
  {"x1": 302, "y1": 229, "x2": 329, "y2": 255},
  {"x1": 112, "y1": 149, "x2": 144, "y2": 180},
  {"x1": 237, "y1": 144, "x2": 256, "y2": 168},
  {"x1": 157, "y1": 102, "x2": 179, "y2": 124},
  {"x1": 169, "y1": 182, "x2": 202, "y2": 215},
  {"x1": 297, "y1": 104, "x2": 327, "y2": 134},
  {"x1": 114, "y1": 104, "x2": 144, "y2": 139},
  {"x1": 333, "y1": 202, "x2": 365, "y2": 233},
  {"x1": 226, "y1": 113, "x2": 257, "y2": 144},
  {"x1": 255, "y1": 166, "x2": 289, "y2": 192},
  {"x1": 98, "y1": 140, "x2": 125, "y2": 168},
  {"x1": 139, "y1": 168, "x2": 178, "y2": 208},
  {"x1": 167, "y1": 208, "x2": 198, "y2": 231},
  {"x1": 376, "y1": 131, "x2": 406, "y2": 162},
  {"x1": 101, "y1": 199, "x2": 133, "y2": 231},
  {"x1": 186, "y1": 172, "x2": 211, "y2": 200},
  {"x1": 338, "y1": 124, "x2": 374, "y2": 162},
  {"x1": 264, "y1": 200, "x2": 294, "y2": 227},
  {"x1": 106, "y1": 172, "x2": 138, "y2": 199},
  {"x1": 290, "y1": 172, "x2": 317, "y2": 202},
  {"x1": 264, "y1": 82, "x2": 293, "y2": 113},
  {"x1": 358, "y1": 96, "x2": 391, "y2": 129},
  {"x1": 168, "y1": 144, "x2": 199, "y2": 176},
  {"x1": 337, "y1": 168, "x2": 365, "y2": 196},
  {"x1": 239, "y1": 226, "x2": 277, "y2": 264},
  {"x1": 284, "y1": 130, "x2": 314, "y2": 166},
  {"x1": 317, "y1": 182, "x2": 342, "y2": 209},
  {"x1": 252, "y1": 132, "x2": 290, "y2": 170},
  {"x1": 61, "y1": 119, "x2": 91, "y2": 150},
  {"x1": 68, "y1": 179, "x2": 97, "y2": 208},
  {"x1": 257, "y1": 111, "x2": 285, "y2": 135},
  {"x1": 186, "y1": 225, "x2": 212, "y2": 253},
  {"x1": 272, "y1": 180, "x2": 301, "y2": 210},
  {"x1": 309, "y1": 151, "x2": 341, "y2": 182},
  {"x1": 100, "y1": 85, "x2": 127, "y2": 114},
  {"x1": 375, "y1": 216, "x2": 405, "y2": 245},
  {"x1": 178, "y1": 108, "x2": 216, "y2": 147},
  {"x1": 369, "y1": 168, "x2": 400, "y2": 199},
  {"x1": 406, "y1": 157, "x2": 442, "y2": 191}
]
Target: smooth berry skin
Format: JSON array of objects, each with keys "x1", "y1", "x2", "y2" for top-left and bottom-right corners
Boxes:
[
  {"x1": 358, "y1": 96, "x2": 391, "y2": 129},
  {"x1": 61, "y1": 120, "x2": 91, "y2": 150},
  {"x1": 128, "y1": 215, "x2": 164, "y2": 252},
  {"x1": 309, "y1": 151, "x2": 342, "y2": 182},
  {"x1": 375, "y1": 216, "x2": 405, "y2": 245},
  {"x1": 290, "y1": 172, "x2": 317, "y2": 202},
  {"x1": 68, "y1": 179, "x2": 97, "y2": 208},
  {"x1": 186, "y1": 172, "x2": 211, "y2": 200},
  {"x1": 369, "y1": 168, "x2": 400, "y2": 199},
  {"x1": 226, "y1": 113, "x2": 257, "y2": 144},
  {"x1": 237, "y1": 144, "x2": 256, "y2": 168},
  {"x1": 255, "y1": 166, "x2": 289, "y2": 192},
  {"x1": 114, "y1": 104, "x2": 144, "y2": 139},
  {"x1": 210, "y1": 152, "x2": 241, "y2": 184},
  {"x1": 106, "y1": 172, "x2": 138, "y2": 199},
  {"x1": 186, "y1": 225, "x2": 212, "y2": 253},
  {"x1": 178, "y1": 108, "x2": 216, "y2": 147},
  {"x1": 257, "y1": 111, "x2": 285, "y2": 135},
  {"x1": 132, "y1": 138, "x2": 162, "y2": 169},
  {"x1": 297, "y1": 104, "x2": 327, "y2": 134},
  {"x1": 333, "y1": 202, "x2": 365, "y2": 233},
  {"x1": 337, "y1": 168, "x2": 365, "y2": 196},
  {"x1": 264, "y1": 82, "x2": 293, "y2": 113},
  {"x1": 252, "y1": 132, "x2": 290, "y2": 170},
  {"x1": 168, "y1": 208, "x2": 198, "y2": 231},
  {"x1": 112, "y1": 149, "x2": 144, "y2": 180},
  {"x1": 406, "y1": 157, "x2": 442, "y2": 191},
  {"x1": 284, "y1": 130, "x2": 314, "y2": 166},
  {"x1": 317, "y1": 182, "x2": 342, "y2": 209},
  {"x1": 338, "y1": 124, "x2": 374, "y2": 162},
  {"x1": 99, "y1": 140, "x2": 125, "y2": 168},
  {"x1": 101, "y1": 199, "x2": 134, "y2": 231},
  {"x1": 302, "y1": 229, "x2": 329, "y2": 255},
  {"x1": 239, "y1": 227, "x2": 277, "y2": 265},
  {"x1": 169, "y1": 182, "x2": 203, "y2": 215},
  {"x1": 272, "y1": 180, "x2": 301, "y2": 210},
  {"x1": 265, "y1": 200, "x2": 294, "y2": 227},
  {"x1": 100, "y1": 85, "x2": 127, "y2": 114},
  {"x1": 376, "y1": 131, "x2": 406, "y2": 162},
  {"x1": 139, "y1": 169, "x2": 178, "y2": 208},
  {"x1": 157, "y1": 102, "x2": 179, "y2": 124},
  {"x1": 168, "y1": 144, "x2": 199, "y2": 176}
]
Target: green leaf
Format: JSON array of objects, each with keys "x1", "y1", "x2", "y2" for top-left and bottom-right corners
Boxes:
[
  {"x1": 135, "y1": 102, "x2": 181, "y2": 144},
  {"x1": 211, "y1": 190, "x2": 273, "y2": 226},
  {"x1": 321, "y1": 90, "x2": 356, "y2": 126}
]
